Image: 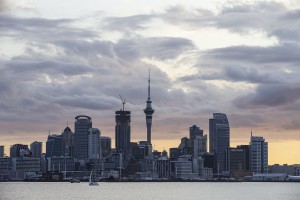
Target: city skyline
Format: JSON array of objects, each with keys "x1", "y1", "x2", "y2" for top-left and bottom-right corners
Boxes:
[{"x1": 0, "y1": 0, "x2": 300, "y2": 165}]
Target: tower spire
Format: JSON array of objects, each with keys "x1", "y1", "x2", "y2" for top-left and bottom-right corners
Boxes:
[{"x1": 148, "y1": 69, "x2": 151, "y2": 100}]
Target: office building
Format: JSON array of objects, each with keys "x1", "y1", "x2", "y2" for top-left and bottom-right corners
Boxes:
[
  {"x1": 62, "y1": 126, "x2": 74, "y2": 157},
  {"x1": 30, "y1": 141, "x2": 42, "y2": 158},
  {"x1": 154, "y1": 157, "x2": 170, "y2": 179},
  {"x1": 74, "y1": 115, "x2": 92, "y2": 161},
  {"x1": 46, "y1": 157, "x2": 75, "y2": 172},
  {"x1": 237, "y1": 145, "x2": 250, "y2": 171},
  {"x1": 171, "y1": 155, "x2": 193, "y2": 179},
  {"x1": 193, "y1": 135, "x2": 207, "y2": 158},
  {"x1": 250, "y1": 136, "x2": 268, "y2": 174},
  {"x1": 115, "y1": 109, "x2": 131, "y2": 153},
  {"x1": 0, "y1": 146, "x2": 4, "y2": 157},
  {"x1": 88, "y1": 128, "x2": 101, "y2": 159},
  {"x1": 46, "y1": 134, "x2": 63, "y2": 158},
  {"x1": 209, "y1": 113, "x2": 230, "y2": 173},
  {"x1": 144, "y1": 70, "x2": 155, "y2": 145},
  {"x1": 189, "y1": 125, "x2": 204, "y2": 155},
  {"x1": 225, "y1": 147, "x2": 247, "y2": 172},
  {"x1": 11, "y1": 157, "x2": 40, "y2": 180},
  {"x1": 10, "y1": 144, "x2": 30, "y2": 158},
  {"x1": 190, "y1": 125, "x2": 203, "y2": 141},
  {"x1": 178, "y1": 137, "x2": 191, "y2": 155},
  {"x1": 0, "y1": 157, "x2": 12, "y2": 180},
  {"x1": 100, "y1": 136, "x2": 111, "y2": 157}
]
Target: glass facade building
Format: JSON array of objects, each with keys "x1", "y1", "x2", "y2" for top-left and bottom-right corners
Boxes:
[{"x1": 209, "y1": 113, "x2": 230, "y2": 173}]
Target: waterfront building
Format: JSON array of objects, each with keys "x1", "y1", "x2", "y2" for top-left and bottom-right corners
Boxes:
[
  {"x1": 10, "y1": 144, "x2": 30, "y2": 158},
  {"x1": 74, "y1": 115, "x2": 92, "y2": 161},
  {"x1": 209, "y1": 113, "x2": 230, "y2": 173},
  {"x1": 237, "y1": 145, "x2": 250, "y2": 171},
  {"x1": 225, "y1": 147, "x2": 247, "y2": 173},
  {"x1": 154, "y1": 157, "x2": 170, "y2": 179},
  {"x1": 11, "y1": 157, "x2": 40, "y2": 180},
  {"x1": 46, "y1": 134, "x2": 63, "y2": 158},
  {"x1": 115, "y1": 109, "x2": 131, "y2": 153},
  {"x1": 30, "y1": 141, "x2": 42, "y2": 158},
  {"x1": 171, "y1": 155, "x2": 193, "y2": 179},
  {"x1": 46, "y1": 156, "x2": 75, "y2": 172},
  {"x1": 269, "y1": 164, "x2": 300, "y2": 176},
  {"x1": 0, "y1": 146, "x2": 4, "y2": 157},
  {"x1": 0, "y1": 157, "x2": 12, "y2": 180},
  {"x1": 100, "y1": 136, "x2": 111, "y2": 157},
  {"x1": 250, "y1": 136, "x2": 268, "y2": 174},
  {"x1": 62, "y1": 126, "x2": 74, "y2": 157},
  {"x1": 143, "y1": 70, "x2": 154, "y2": 145},
  {"x1": 88, "y1": 128, "x2": 101, "y2": 159}
]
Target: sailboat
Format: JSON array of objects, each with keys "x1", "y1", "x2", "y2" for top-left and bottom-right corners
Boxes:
[{"x1": 89, "y1": 171, "x2": 99, "y2": 186}]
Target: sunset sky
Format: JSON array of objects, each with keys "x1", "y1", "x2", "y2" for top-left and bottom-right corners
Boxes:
[{"x1": 0, "y1": 0, "x2": 299, "y2": 164}]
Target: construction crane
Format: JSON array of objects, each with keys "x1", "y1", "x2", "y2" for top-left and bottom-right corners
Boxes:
[{"x1": 119, "y1": 95, "x2": 126, "y2": 111}]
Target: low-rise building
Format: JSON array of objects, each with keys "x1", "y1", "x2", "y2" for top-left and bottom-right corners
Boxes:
[
  {"x1": 11, "y1": 157, "x2": 41, "y2": 180},
  {"x1": 46, "y1": 157, "x2": 75, "y2": 172}
]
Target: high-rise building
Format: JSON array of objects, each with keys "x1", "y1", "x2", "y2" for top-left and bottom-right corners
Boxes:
[
  {"x1": 189, "y1": 125, "x2": 203, "y2": 141},
  {"x1": 0, "y1": 146, "x2": 4, "y2": 157},
  {"x1": 74, "y1": 115, "x2": 92, "y2": 161},
  {"x1": 250, "y1": 135, "x2": 268, "y2": 174},
  {"x1": 115, "y1": 109, "x2": 131, "y2": 153},
  {"x1": 88, "y1": 128, "x2": 101, "y2": 159},
  {"x1": 46, "y1": 134, "x2": 63, "y2": 158},
  {"x1": 193, "y1": 135, "x2": 207, "y2": 158},
  {"x1": 144, "y1": 70, "x2": 154, "y2": 145},
  {"x1": 209, "y1": 113, "x2": 230, "y2": 173},
  {"x1": 100, "y1": 136, "x2": 111, "y2": 157},
  {"x1": 189, "y1": 125, "x2": 204, "y2": 157},
  {"x1": 62, "y1": 126, "x2": 74, "y2": 157},
  {"x1": 10, "y1": 144, "x2": 30, "y2": 158},
  {"x1": 30, "y1": 141, "x2": 42, "y2": 158}
]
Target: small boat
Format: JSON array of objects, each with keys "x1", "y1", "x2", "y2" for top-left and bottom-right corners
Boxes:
[{"x1": 89, "y1": 171, "x2": 99, "y2": 186}]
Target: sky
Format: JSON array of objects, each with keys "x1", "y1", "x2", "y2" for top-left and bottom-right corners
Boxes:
[{"x1": 0, "y1": 0, "x2": 300, "y2": 164}]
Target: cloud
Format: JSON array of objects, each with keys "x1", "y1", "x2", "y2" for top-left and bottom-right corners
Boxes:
[
  {"x1": 114, "y1": 37, "x2": 195, "y2": 61},
  {"x1": 234, "y1": 84, "x2": 300, "y2": 108}
]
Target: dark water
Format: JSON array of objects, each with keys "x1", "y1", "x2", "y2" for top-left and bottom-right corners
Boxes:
[{"x1": 0, "y1": 182, "x2": 299, "y2": 200}]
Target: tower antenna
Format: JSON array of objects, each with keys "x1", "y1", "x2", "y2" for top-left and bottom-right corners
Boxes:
[{"x1": 119, "y1": 95, "x2": 126, "y2": 111}]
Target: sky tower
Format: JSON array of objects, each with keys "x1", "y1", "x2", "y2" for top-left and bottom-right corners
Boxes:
[{"x1": 144, "y1": 70, "x2": 154, "y2": 145}]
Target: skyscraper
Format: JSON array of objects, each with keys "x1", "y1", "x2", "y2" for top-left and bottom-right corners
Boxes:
[
  {"x1": 46, "y1": 134, "x2": 63, "y2": 158},
  {"x1": 88, "y1": 128, "x2": 101, "y2": 159},
  {"x1": 74, "y1": 115, "x2": 92, "y2": 161},
  {"x1": 62, "y1": 126, "x2": 74, "y2": 157},
  {"x1": 30, "y1": 141, "x2": 42, "y2": 158},
  {"x1": 115, "y1": 107, "x2": 131, "y2": 153},
  {"x1": 189, "y1": 125, "x2": 205, "y2": 157},
  {"x1": 143, "y1": 70, "x2": 154, "y2": 145},
  {"x1": 250, "y1": 135, "x2": 268, "y2": 174},
  {"x1": 189, "y1": 125, "x2": 203, "y2": 141},
  {"x1": 209, "y1": 113, "x2": 230, "y2": 173}
]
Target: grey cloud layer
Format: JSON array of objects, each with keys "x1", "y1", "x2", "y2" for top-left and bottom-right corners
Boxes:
[{"x1": 0, "y1": 1, "x2": 300, "y2": 144}]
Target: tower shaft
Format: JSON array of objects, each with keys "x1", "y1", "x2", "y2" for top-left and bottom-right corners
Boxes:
[{"x1": 144, "y1": 70, "x2": 154, "y2": 145}]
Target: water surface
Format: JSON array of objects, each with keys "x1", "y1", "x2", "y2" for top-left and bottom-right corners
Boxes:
[{"x1": 1, "y1": 182, "x2": 299, "y2": 200}]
